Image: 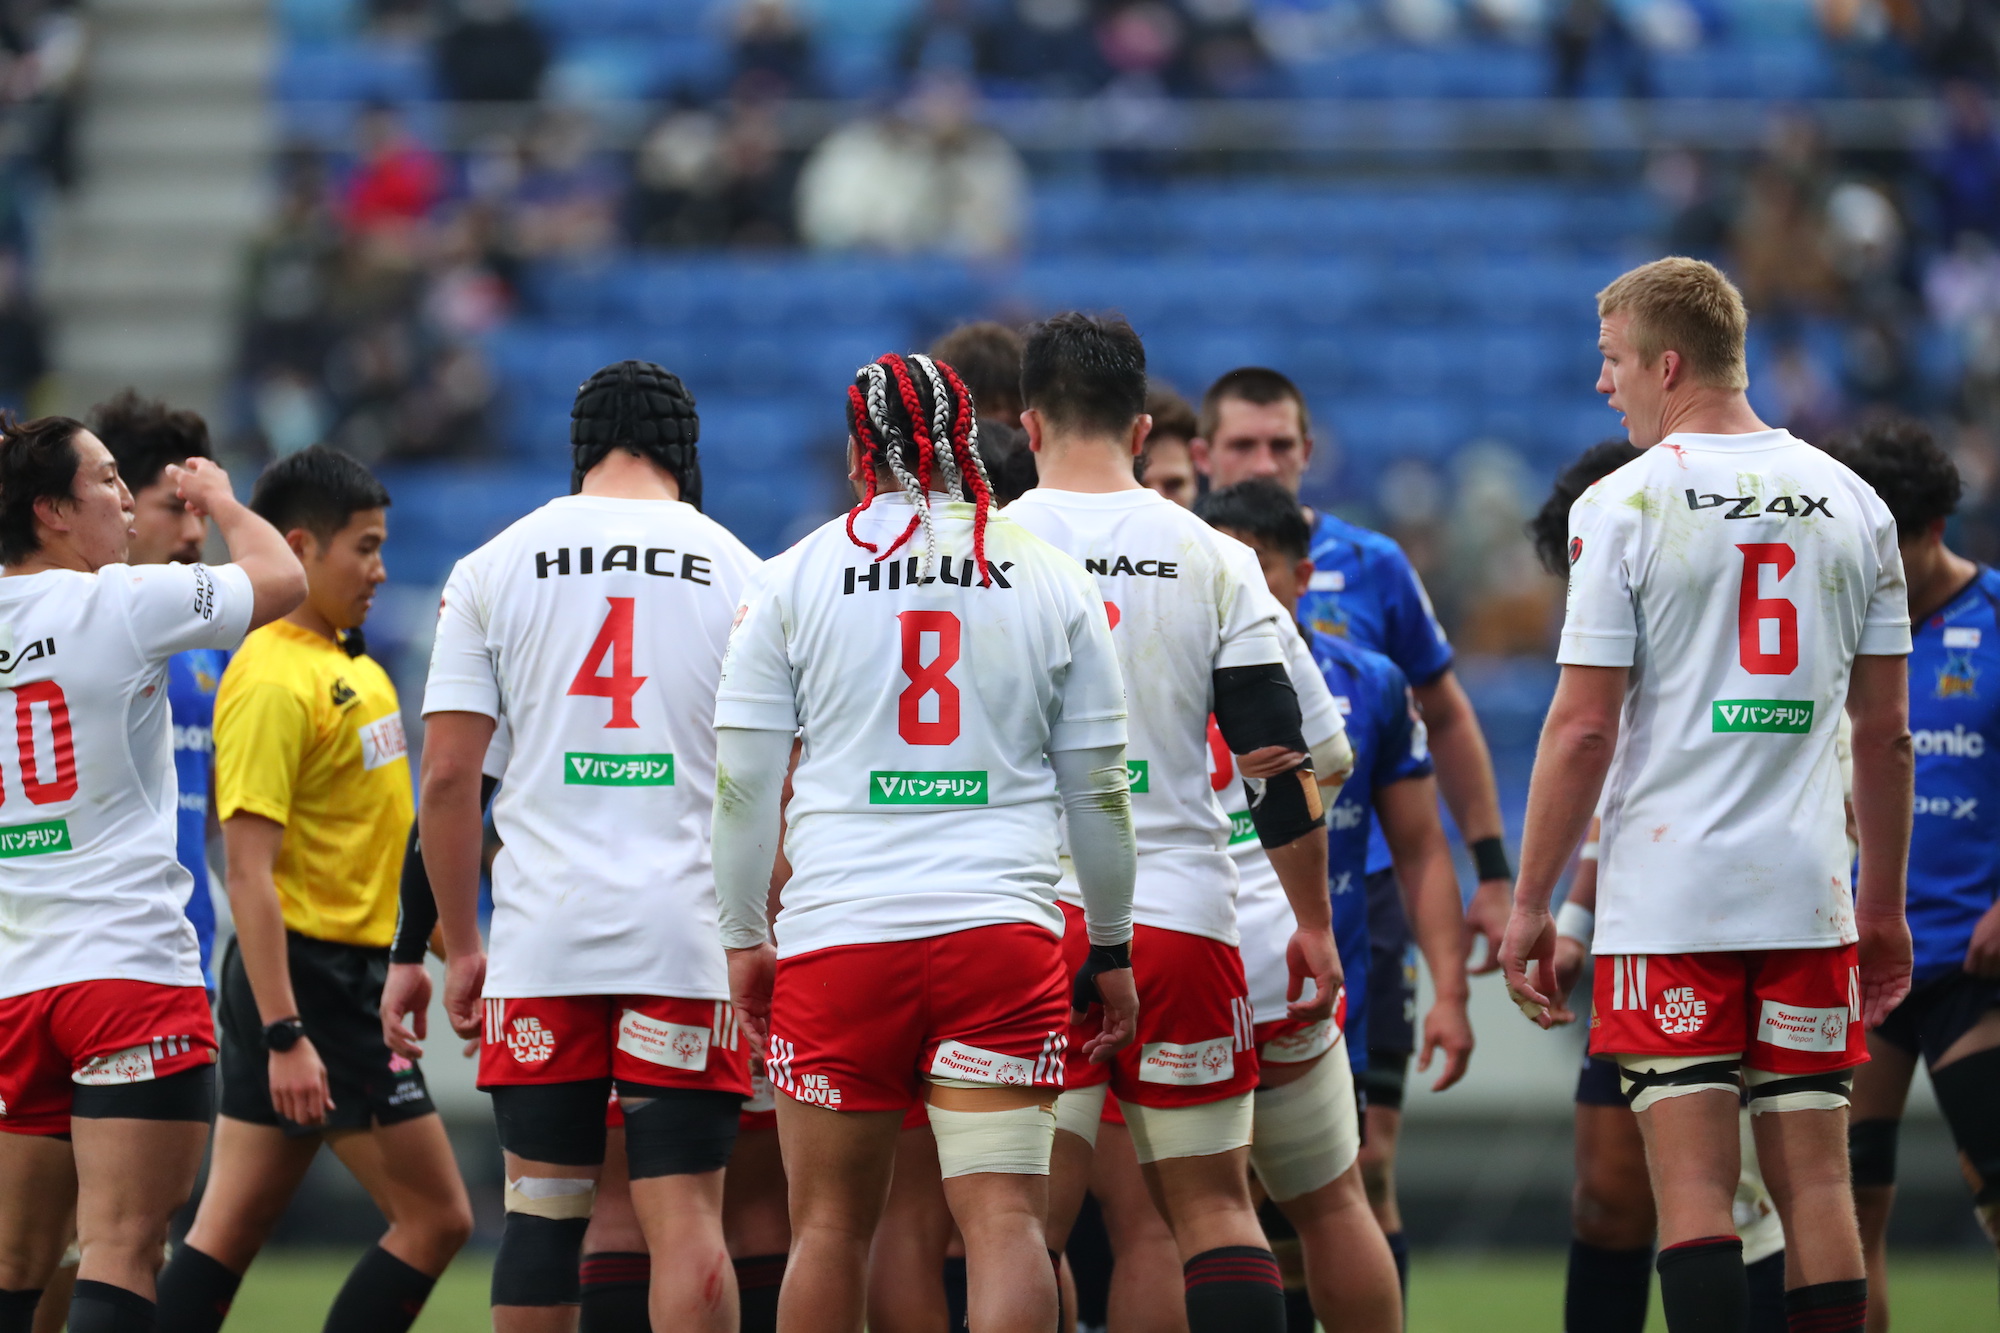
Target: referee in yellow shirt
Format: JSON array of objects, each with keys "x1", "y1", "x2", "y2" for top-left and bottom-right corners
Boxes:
[{"x1": 156, "y1": 446, "x2": 471, "y2": 1333}]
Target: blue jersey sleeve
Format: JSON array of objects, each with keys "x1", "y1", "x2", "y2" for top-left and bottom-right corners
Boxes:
[{"x1": 1372, "y1": 544, "x2": 1454, "y2": 688}]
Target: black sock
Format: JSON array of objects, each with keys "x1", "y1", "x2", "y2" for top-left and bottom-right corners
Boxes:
[
  {"x1": 1281, "y1": 1285, "x2": 1315, "y2": 1333},
  {"x1": 0, "y1": 1288, "x2": 42, "y2": 1333},
  {"x1": 1785, "y1": 1278, "x2": 1867, "y2": 1333},
  {"x1": 156, "y1": 1245, "x2": 243, "y2": 1333},
  {"x1": 1385, "y1": 1230, "x2": 1410, "y2": 1302},
  {"x1": 734, "y1": 1254, "x2": 784, "y2": 1333},
  {"x1": 578, "y1": 1251, "x2": 650, "y2": 1333},
  {"x1": 1565, "y1": 1240, "x2": 1653, "y2": 1333},
  {"x1": 942, "y1": 1254, "x2": 967, "y2": 1331},
  {"x1": 1745, "y1": 1253, "x2": 1788, "y2": 1333},
  {"x1": 1656, "y1": 1236, "x2": 1746, "y2": 1333},
  {"x1": 1184, "y1": 1246, "x2": 1286, "y2": 1333},
  {"x1": 322, "y1": 1245, "x2": 436, "y2": 1333},
  {"x1": 69, "y1": 1280, "x2": 156, "y2": 1333}
]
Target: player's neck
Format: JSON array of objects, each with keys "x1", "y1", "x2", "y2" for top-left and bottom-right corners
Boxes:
[
  {"x1": 579, "y1": 452, "x2": 681, "y2": 502},
  {"x1": 1653, "y1": 387, "x2": 1769, "y2": 441},
  {"x1": 1905, "y1": 541, "x2": 1979, "y2": 623},
  {"x1": 283, "y1": 598, "x2": 342, "y2": 643},
  {"x1": 1033, "y1": 438, "x2": 1144, "y2": 494}
]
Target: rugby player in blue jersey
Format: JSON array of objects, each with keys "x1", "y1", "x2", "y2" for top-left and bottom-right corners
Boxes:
[
  {"x1": 1829, "y1": 420, "x2": 2000, "y2": 1331},
  {"x1": 1191, "y1": 368, "x2": 1493, "y2": 1288}
]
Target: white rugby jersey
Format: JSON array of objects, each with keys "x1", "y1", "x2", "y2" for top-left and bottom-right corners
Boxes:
[
  {"x1": 424, "y1": 495, "x2": 761, "y2": 999},
  {"x1": 1232, "y1": 628, "x2": 1344, "y2": 1026},
  {"x1": 1560, "y1": 429, "x2": 1910, "y2": 954},
  {"x1": 1006, "y1": 487, "x2": 1286, "y2": 944},
  {"x1": 714, "y1": 494, "x2": 1126, "y2": 959},
  {"x1": 0, "y1": 562, "x2": 254, "y2": 997}
]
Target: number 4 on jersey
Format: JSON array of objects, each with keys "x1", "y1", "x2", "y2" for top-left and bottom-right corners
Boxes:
[{"x1": 570, "y1": 597, "x2": 647, "y2": 728}]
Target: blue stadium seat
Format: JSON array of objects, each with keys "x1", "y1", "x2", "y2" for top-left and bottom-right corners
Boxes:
[{"x1": 271, "y1": 40, "x2": 434, "y2": 103}]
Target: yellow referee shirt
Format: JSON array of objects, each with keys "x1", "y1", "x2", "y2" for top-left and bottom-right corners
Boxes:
[{"x1": 215, "y1": 619, "x2": 413, "y2": 947}]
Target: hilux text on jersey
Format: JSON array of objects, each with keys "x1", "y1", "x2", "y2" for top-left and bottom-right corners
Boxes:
[{"x1": 843, "y1": 556, "x2": 1014, "y2": 594}]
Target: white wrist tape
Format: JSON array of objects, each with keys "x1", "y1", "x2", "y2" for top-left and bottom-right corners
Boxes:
[
  {"x1": 926, "y1": 1100, "x2": 1056, "y2": 1178},
  {"x1": 1555, "y1": 901, "x2": 1595, "y2": 947},
  {"x1": 1578, "y1": 841, "x2": 1600, "y2": 862}
]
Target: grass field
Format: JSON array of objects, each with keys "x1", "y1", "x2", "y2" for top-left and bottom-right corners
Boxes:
[{"x1": 219, "y1": 1249, "x2": 1994, "y2": 1330}]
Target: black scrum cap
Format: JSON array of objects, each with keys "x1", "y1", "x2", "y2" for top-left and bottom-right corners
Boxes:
[{"x1": 570, "y1": 360, "x2": 702, "y2": 508}]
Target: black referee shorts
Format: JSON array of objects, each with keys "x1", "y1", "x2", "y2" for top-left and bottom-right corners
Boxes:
[
  {"x1": 1874, "y1": 968, "x2": 2000, "y2": 1068},
  {"x1": 219, "y1": 932, "x2": 436, "y2": 1135}
]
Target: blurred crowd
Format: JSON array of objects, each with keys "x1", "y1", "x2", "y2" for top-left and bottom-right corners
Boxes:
[{"x1": 0, "y1": 0, "x2": 81, "y2": 414}]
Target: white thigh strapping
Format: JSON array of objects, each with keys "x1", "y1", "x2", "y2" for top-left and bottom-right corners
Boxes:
[
  {"x1": 1250, "y1": 1053, "x2": 1360, "y2": 1202},
  {"x1": 1122, "y1": 1091, "x2": 1254, "y2": 1165},
  {"x1": 927, "y1": 1101, "x2": 1057, "y2": 1179},
  {"x1": 1052, "y1": 1082, "x2": 1108, "y2": 1146}
]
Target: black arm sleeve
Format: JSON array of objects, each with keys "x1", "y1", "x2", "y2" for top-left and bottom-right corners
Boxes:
[
  {"x1": 391, "y1": 773, "x2": 500, "y2": 964},
  {"x1": 1212, "y1": 663, "x2": 1325, "y2": 849}
]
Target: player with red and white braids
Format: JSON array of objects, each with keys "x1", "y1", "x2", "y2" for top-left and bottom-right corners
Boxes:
[{"x1": 714, "y1": 351, "x2": 1138, "y2": 1333}]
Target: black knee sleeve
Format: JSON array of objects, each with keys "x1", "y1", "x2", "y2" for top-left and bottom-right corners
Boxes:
[
  {"x1": 492, "y1": 1080, "x2": 610, "y2": 1166},
  {"x1": 492, "y1": 1215, "x2": 589, "y2": 1308},
  {"x1": 1933, "y1": 1046, "x2": 2000, "y2": 1205},
  {"x1": 71, "y1": 1063, "x2": 214, "y2": 1122},
  {"x1": 67, "y1": 1281, "x2": 155, "y2": 1333},
  {"x1": 1848, "y1": 1118, "x2": 1901, "y2": 1189},
  {"x1": 1211, "y1": 664, "x2": 1323, "y2": 850},
  {"x1": 0, "y1": 1288, "x2": 41, "y2": 1333},
  {"x1": 1361, "y1": 1055, "x2": 1408, "y2": 1112},
  {"x1": 615, "y1": 1083, "x2": 740, "y2": 1178}
]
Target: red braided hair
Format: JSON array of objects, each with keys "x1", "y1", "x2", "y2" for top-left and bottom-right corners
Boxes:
[
  {"x1": 843, "y1": 381, "x2": 881, "y2": 555},
  {"x1": 935, "y1": 360, "x2": 993, "y2": 586}
]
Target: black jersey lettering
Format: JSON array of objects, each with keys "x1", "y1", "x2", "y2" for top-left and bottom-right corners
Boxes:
[
  {"x1": 535, "y1": 548, "x2": 570, "y2": 578},
  {"x1": 602, "y1": 545, "x2": 638, "y2": 572},
  {"x1": 1083, "y1": 556, "x2": 1179, "y2": 579},
  {"x1": 644, "y1": 548, "x2": 675, "y2": 576}
]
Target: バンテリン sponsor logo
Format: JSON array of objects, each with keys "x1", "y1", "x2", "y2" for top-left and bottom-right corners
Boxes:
[
  {"x1": 1125, "y1": 759, "x2": 1149, "y2": 793},
  {"x1": 566, "y1": 752, "x2": 675, "y2": 786},
  {"x1": 869, "y1": 771, "x2": 988, "y2": 805},
  {"x1": 1712, "y1": 700, "x2": 1814, "y2": 733},
  {"x1": 0, "y1": 819, "x2": 69, "y2": 858}
]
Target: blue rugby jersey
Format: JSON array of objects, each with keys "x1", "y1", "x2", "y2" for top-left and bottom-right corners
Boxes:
[
  {"x1": 1904, "y1": 565, "x2": 2000, "y2": 981},
  {"x1": 1298, "y1": 510, "x2": 1452, "y2": 875},
  {"x1": 1308, "y1": 628, "x2": 1434, "y2": 1068},
  {"x1": 168, "y1": 648, "x2": 227, "y2": 984}
]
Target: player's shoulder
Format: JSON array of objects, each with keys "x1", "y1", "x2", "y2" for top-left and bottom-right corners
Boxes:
[
  {"x1": 219, "y1": 621, "x2": 320, "y2": 693},
  {"x1": 1311, "y1": 509, "x2": 1401, "y2": 562},
  {"x1": 1311, "y1": 628, "x2": 1408, "y2": 699},
  {"x1": 1975, "y1": 565, "x2": 2000, "y2": 604}
]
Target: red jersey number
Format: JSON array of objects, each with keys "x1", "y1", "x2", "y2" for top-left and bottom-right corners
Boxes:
[
  {"x1": 897, "y1": 610, "x2": 962, "y2": 745},
  {"x1": 2, "y1": 680, "x2": 78, "y2": 806},
  {"x1": 569, "y1": 597, "x2": 647, "y2": 728},
  {"x1": 1735, "y1": 543, "x2": 1799, "y2": 676}
]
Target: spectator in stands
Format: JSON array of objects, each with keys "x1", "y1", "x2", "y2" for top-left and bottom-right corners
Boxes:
[
  {"x1": 239, "y1": 150, "x2": 343, "y2": 386},
  {"x1": 631, "y1": 95, "x2": 729, "y2": 249},
  {"x1": 344, "y1": 102, "x2": 444, "y2": 238},
  {"x1": 0, "y1": 246, "x2": 45, "y2": 412},
  {"x1": 1180, "y1": 0, "x2": 1277, "y2": 98},
  {"x1": 434, "y1": 0, "x2": 549, "y2": 103},
  {"x1": 896, "y1": 0, "x2": 993, "y2": 80},
  {"x1": 732, "y1": 0, "x2": 815, "y2": 99},
  {"x1": 930, "y1": 320, "x2": 1024, "y2": 425},
  {"x1": 1931, "y1": 82, "x2": 2000, "y2": 248},
  {"x1": 982, "y1": 0, "x2": 1107, "y2": 95},
  {"x1": 1647, "y1": 148, "x2": 1731, "y2": 261},
  {"x1": 718, "y1": 96, "x2": 798, "y2": 247},
  {"x1": 1548, "y1": 0, "x2": 1649, "y2": 98},
  {"x1": 797, "y1": 72, "x2": 1024, "y2": 257},
  {"x1": 504, "y1": 109, "x2": 621, "y2": 258},
  {"x1": 1731, "y1": 110, "x2": 1842, "y2": 317}
]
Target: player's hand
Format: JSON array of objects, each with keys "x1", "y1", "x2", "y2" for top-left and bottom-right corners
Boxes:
[
  {"x1": 269, "y1": 1039, "x2": 333, "y2": 1128},
  {"x1": 1552, "y1": 935, "x2": 1589, "y2": 1019},
  {"x1": 165, "y1": 458, "x2": 235, "y2": 519},
  {"x1": 1236, "y1": 746, "x2": 1305, "y2": 780},
  {"x1": 443, "y1": 949, "x2": 487, "y2": 1041},
  {"x1": 728, "y1": 942, "x2": 777, "y2": 1053},
  {"x1": 1499, "y1": 905, "x2": 1571, "y2": 1029},
  {"x1": 1418, "y1": 996, "x2": 1474, "y2": 1092},
  {"x1": 1080, "y1": 967, "x2": 1137, "y2": 1064},
  {"x1": 1285, "y1": 925, "x2": 1341, "y2": 1022},
  {"x1": 380, "y1": 962, "x2": 432, "y2": 1060},
  {"x1": 1856, "y1": 906, "x2": 1913, "y2": 1028},
  {"x1": 1965, "y1": 901, "x2": 2000, "y2": 980},
  {"x1": 1465, "y1": 878, "x2": 1511, "y2": 974}
]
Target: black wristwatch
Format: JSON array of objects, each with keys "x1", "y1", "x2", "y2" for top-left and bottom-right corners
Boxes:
[{"x1": 264, "y1": 1017, "x2": 306, "y2": 1052}]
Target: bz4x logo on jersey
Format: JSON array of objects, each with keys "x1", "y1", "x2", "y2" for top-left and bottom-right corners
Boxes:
[{"x1": 1686, "y1": 489, "x2": 1830, "y2": 520}]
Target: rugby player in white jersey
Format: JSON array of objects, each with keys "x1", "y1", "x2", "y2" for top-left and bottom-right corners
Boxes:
[
  {"x1": 1006, "y1": 314, "x2": 1337, "y2": 1333},
  {"x1": 712, "y1": 351, "x2": 1138, "y2": 1333},
  {"x1": 1503, "y1": 259, "x2": 1915, "y2": 1333},
  {"x1": 0, "y1": 417, "x2": 303, "y2": 1333},
  {"x1": 419, "y1": 362, "x2": 761, "y2": 1333}
]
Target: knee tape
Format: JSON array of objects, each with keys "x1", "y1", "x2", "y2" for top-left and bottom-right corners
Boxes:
[
  {"x1": 492, "y1": 1212, "x2": 588, "y2": 1307},
  {"x1": 1848, "y1": 1118, "x2": 1901, "y2": 1189},
  {"x1": 1745, "y1": 1066, "x2": 1852, "y2": 1115},
  {"x1": 1932, "y1": 1047, "x2": 2000, "y2": 1206},
  {"x1": 1251, "y1": 1055, "x2": 1360, "y2": 1203},
  {"x1": 1123, "y1": 1092, "x2": 1253, "y2": 1165},
  {"x1": 1615, "y1": 1053, "x2": 1741, "y2": 1114},
  {"x1": 505, "y1": 1175, "x2": 597, "y2": 1219},
  {"x1": 492, "y1": 1080, "x2": 610, "y2": 1166},
  {"x1": 617, "y1": 1085, "x2": 740, "y2": 1179},
  {"x1": 926, "y1": 1100, "x2": 1056, "y2": 1179},
  {"x1": 1052, "y1": 1083, "x2": 1108, "y2": 1147}
]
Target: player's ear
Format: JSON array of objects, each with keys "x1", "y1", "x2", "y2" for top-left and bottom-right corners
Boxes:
[
  {"x1": 1021, "y1": 409, "x2": 1045, "y2": 455},
  {"x1": 1293, "y1": 557, "x2": 1314, "y2": 591},
  {"x1": 1188, "y1": 437, "x2": 1211, "y2": 475},
  {"x1": 1658, "y1": 348, "x2": 1682, "y2": 392},
  {"x1": 1129, "y1": 414, "x2": 1153, "y2": 458},
  {"x1": 283, "y1": 526, "x2": 316, "y2": 563}
]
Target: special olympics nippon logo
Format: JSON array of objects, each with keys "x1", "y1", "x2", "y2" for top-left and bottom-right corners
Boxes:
[
  {"x1": 508, "y1": 1016, "x2": 556, "y2": 1065},
  {"x1": 1200, "y1": 1045, "x2": 1229, "y2": 1077},
  {"x1": 1819, "y1": 1010, "x2": 1847, "y2": 1047},
  {"x1": 671, "y1": 1029, "x2": 705, "y2": 1063}
]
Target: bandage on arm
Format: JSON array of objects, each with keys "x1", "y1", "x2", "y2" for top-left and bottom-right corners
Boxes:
[
  {"x1": 1211, "y1": 663, "x2": 1324, "y2": 849},
  {"x1": 1311, "y1": 728, "x2": 1355, "y2": 798},
  {"x1": 1051, "y1": 744, "x2": 1135, "y2": 947},
  {"x1": 713, "y1": 727, "x2": 794, "y2": 950}
]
